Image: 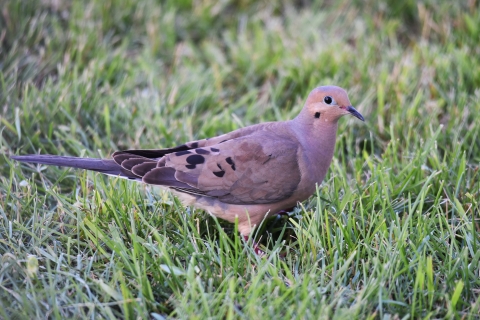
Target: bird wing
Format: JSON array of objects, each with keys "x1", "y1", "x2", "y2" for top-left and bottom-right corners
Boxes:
[{"x1": 112, "y1": 125, "x2": 302, "y2": 205}]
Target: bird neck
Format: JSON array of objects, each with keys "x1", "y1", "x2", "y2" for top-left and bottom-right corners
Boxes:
[
  {"x1": 289, "y1": 118, "x2": 339, "y2": 183},
  {"x1": 290, "y1": 115, "x2": 339, "y2": 151}
]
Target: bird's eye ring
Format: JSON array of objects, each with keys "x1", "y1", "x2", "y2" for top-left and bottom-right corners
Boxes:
[{"x1": 324, "y1": 96, "x2": 333, "y2": 104}]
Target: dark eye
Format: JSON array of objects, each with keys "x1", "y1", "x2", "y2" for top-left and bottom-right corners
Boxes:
[{"x1": 324, "y1": 96, "x2": 333, "y2": 104}]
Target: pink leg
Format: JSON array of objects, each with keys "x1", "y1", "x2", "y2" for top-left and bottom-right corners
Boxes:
[
  {"x1": 241, "y1": 207, "x2": 296, "y2": 256},
  {"x1": 243, "y1": 235, "x2": 265, "y2": 256}
]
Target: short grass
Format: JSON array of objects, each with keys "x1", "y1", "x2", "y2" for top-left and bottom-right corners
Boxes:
[{"x1": 1, "y1": 0, "x2": 480, "y2": 318}]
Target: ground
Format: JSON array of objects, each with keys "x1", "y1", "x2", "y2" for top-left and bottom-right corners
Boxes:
[{"x1": 0, "y1": 0, "x2": 479, "y2": 318}]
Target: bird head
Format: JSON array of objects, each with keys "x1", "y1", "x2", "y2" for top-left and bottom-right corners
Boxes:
[{"x1": 302, "y1": 86, "x2": 364, "y2": 123}]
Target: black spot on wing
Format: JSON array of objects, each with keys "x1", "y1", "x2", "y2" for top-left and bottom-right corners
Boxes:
[
  {"x1": 213, "y1": 170, "x2": 225, "y2": 177},
  {"x1": 186, "y1": 155, "x2": 205, "y2": 165},
  {"x1": 190, "y1": 142, "x2": 199, "y2": 148},
  {"x1": 213, "y1": 162, "x2": 225, "y2": 177},
  {"x1": 210, "y1": 148, "x2": 220, "y2": 152},
  {"x1": 225, "y1": 157, "x2": 236, "y2": 171},
  {"x1": 185, "y1": 154, "x2": 205, "y2": 169},
  {"x1": 195, "y1": 148, "x2": 210, "y2": 155}
]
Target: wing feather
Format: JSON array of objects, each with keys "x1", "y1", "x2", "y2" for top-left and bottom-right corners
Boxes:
[{"x1": 107, "y1": 123, "x2": 301, "y2": 204}]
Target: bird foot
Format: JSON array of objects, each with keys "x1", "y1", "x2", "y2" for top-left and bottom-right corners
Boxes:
[{"x1": 243, "y1": 235, "x2": 265, "y2": 256}]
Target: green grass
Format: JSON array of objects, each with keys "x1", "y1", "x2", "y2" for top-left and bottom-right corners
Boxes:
[{"x1": 1, "y1": 0, "x2": 480, "y2": 318}]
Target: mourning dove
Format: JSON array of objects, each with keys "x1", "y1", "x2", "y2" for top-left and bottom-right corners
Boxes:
[{"x1": 12, "y1": 86, "x2": 364, "y2": 237}]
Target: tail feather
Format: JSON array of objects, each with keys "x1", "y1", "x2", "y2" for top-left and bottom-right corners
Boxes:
[{"x1": 11, "y1": 154, "x2": 137, "y2": 179}]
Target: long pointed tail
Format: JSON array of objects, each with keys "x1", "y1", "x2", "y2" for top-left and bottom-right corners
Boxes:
[{"x1": 11, "y1": 154, "x2": 137, "y2": 179}]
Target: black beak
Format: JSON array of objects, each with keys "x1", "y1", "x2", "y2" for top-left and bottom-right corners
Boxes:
[{"x1": 346, "y1": 106, "x2": 364, "y2": 121}]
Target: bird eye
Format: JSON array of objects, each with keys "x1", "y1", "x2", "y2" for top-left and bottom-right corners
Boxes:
[{"x1": 324, "y1": 96, "x2": 333, "y2": 104}]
